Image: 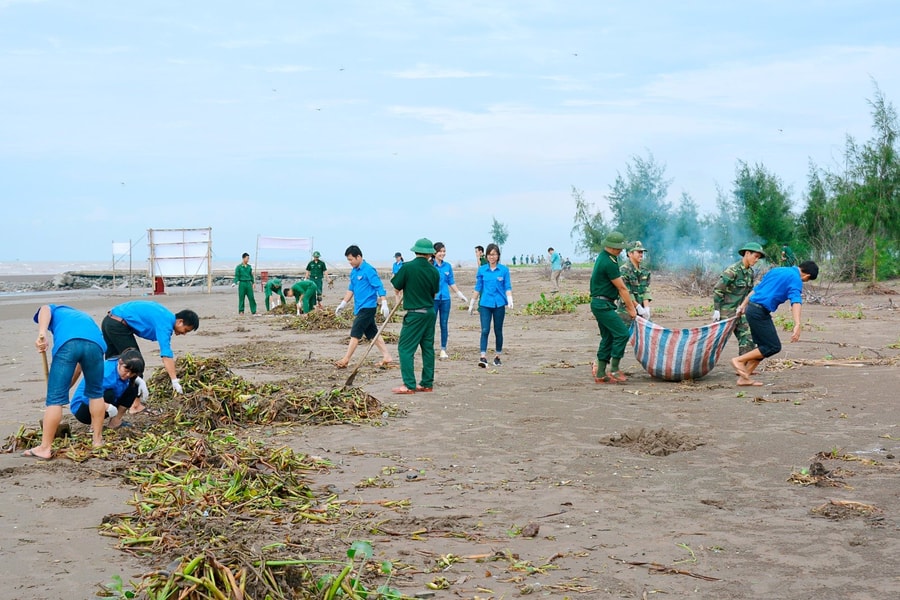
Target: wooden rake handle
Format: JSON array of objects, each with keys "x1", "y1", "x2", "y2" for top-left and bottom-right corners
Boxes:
[{"x1": 343, "y1": 300, "x2": 403, "y2": 389}]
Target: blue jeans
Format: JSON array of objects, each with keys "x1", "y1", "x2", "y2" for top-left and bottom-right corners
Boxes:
[
  {"x1": 46, "y1": 339, "x2": 104, "y2": 406},
  {"x1": 433, "y1": 298, "x2": 451, "y2": 349},
  {"x1": 479, "y1": 305, "x2": 506, "y2": 353}
]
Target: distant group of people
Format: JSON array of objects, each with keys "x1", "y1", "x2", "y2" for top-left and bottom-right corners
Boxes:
[
  {"x1": 588, "y1": 232, "x2": 819, "y2": 387},
  {"x1": 24, "y1": 301, "x2": 200, "y2": 460}
]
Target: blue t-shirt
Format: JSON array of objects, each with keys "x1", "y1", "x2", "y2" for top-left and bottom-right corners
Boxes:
[
  {"x1": 348, "y1": 260, "x2": 386, "y2": 312},
  {"x1": 750, "y1": 266, "x2": 803, "y2": 312},
  {"x1": 70, "y1": 356, "x2": 129, "y2": 414},
  {"x1": 550, "y1": 251, "x2": 562, "y2": 271},
  {"x1": 36, "y1": 305, "x2": 106, "y2": 358},
  {"x1": 110, "y1": 301, "x2": 177, "y2": 358},
  {"x1": 392, "y1": 261, "x2": 403, "y2": 275},
  {"x1": 474, "y1": 263, "x2": 512, "y2": 308},
  {"x1": 433, "y1": 259, "x2": 456, "y2": 301}
]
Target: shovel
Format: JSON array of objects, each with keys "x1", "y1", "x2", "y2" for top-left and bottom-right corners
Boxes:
[{"x1": 343, "y1": 300, "x2": 402, "y2": 389}]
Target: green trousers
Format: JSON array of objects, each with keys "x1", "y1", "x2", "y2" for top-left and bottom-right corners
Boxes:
[
  {"x1": 237, "y1": 281, "x2": 257, "y2": 314},
  {"x1": 300, "y1": 293, "x2": 317, "y2": 314},
  {"x1": 398, "y1": 310, "x2": 437, "y2": 389},
  {"x1": 591, "y1": 299, "x2": 629, "y2": 362}
]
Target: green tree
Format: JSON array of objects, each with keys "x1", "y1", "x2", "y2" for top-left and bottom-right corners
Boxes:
[
  {"x1": 731, "y1": 160, "x2": 796, "y2": 259},
  {"x1": 489, "y1": 217, "x2": 509, "y2": 249},
  {"x1": 831, "y1": 84, "x2": 900, "y2": 282},
  {"x1": 707, "y1": 185, "x2": 751, "y2": 261},
  {"x1": 606, "y1": 152, "x2": 673, "y2": 258},
  {"x1": 569, "y1": 185, "x2": 607, "y2": 260},
  {"x1": 797, "y1": 162, "x2": 828, "y2": 259}
]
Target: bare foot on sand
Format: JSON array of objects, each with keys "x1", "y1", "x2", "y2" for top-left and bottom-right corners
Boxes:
[
  {"x1": 731, "y1": 357, "x2": 749, "y2": 378},
  {"x1": 736, "y1": 376, "x2": 763, "y2": 386},
  {"x1": 334, "y1": 359, "x2": 349, "y2": 369}
]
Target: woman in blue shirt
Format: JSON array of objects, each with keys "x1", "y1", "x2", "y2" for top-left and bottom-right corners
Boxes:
[
  {"x1": 431, "y1": 242, "x2": 469, "y2": 359},
  {"x1": 71, "y1": 348, "x2": 144, "y2": 430},
  {"x1": 471, "y1": 243, "x2": 513, "y2": 368}
]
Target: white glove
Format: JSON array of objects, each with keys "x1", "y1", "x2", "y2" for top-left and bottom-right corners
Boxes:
[
  {"x1": 636, "y1": 304, "x2": 649, "y2": 318},
  {"x1": 468, "y1": 298, "x2": 476, "y2": 315},
  {"x1": 506, "y1": 294, "x2": 514, "y2": 310},
  {"x1": 135, "y1": 376, "x2": 149, "y2": 402},
  {"x1": 456, "y1": 290, "x2": 468, "y2": 303},
  {"x1": 171, "y1": 378, "x2": 183, "y2": 395},
  {"x1": 335, "y1": 300, "x2": 347, "y2": 315},
  {"x1": 231, "y1": 283, "x2": 236, "y2": 288},
  {"x1": 712, "y1": 310, "x2": 720, "y2": 322},
  {"x1": 645, "y1": 306, "x2": 652, "y2": 319},
  {"x1": 381, "y1": 299, "x2": 390, "y2": 320},
  {"x1": 296, "y1": 303, "x2": 301, "y2": 315}
]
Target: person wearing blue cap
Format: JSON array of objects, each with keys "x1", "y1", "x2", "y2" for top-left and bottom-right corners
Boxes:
[
  {"x1": 392, "y1": 252, "x2": 405, "y2": 275},
  {"x1": 23, "y1": 304, "x2": 107, "y2": 459}
]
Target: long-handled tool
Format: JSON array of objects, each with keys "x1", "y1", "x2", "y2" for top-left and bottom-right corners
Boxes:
[
  {"x1": 343, "y1": 301, "x2": 402, "y2": 389},
  {"x1": 39, "y1": 335, "x2": 49, "y2": 380}
]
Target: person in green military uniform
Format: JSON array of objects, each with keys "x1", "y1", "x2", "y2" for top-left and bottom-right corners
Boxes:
[
  {"x1": 284, "y1": 279, "x2": 320, "y2": 315},
  {"x1": 233, "y1": 253, "x2": 257, "y2": 315},
  {"x1": 712, "y1": 242, "x2": 766, "y2": 356},
  {"x1": 305, "y1": 251, "x2": 328, "y2": 300},
  {"x1": 263, "y1": 277, "x2": 285, "y2": 311},
  {"x1": 390, "y1": 238, "x2": 440, "y2": 394},
  {"x1": 617, "y1": 240, "x2": 652, "y2": 325},
  {"x1": 590, "y1": 232, "x2": 637, "y2": 384},
  {"x1": 781, "y1": 245, "x2": 798, "y2": 267}
]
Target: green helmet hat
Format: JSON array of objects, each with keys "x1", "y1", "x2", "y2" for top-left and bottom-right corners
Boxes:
[
  {"x1": 738, "y1": 242, "x2": 766, "y2": 258},
  {"x1": 601, "y1": 231, "x2": 627, "y2": 249},
  {"x1": 628, "y1": 240, "x2": 648, "y2": 253},
  {"x1": 312, "y1": 251, "x2": 321, "y2": 258},
  {"x1": 410, "y1": 237, "x2": 436, "y2": 254}
]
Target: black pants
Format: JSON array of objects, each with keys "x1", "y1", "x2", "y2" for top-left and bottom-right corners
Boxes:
[
  {"x1": 101, "y1": 315, "x2": 142, "y2": 359},
  {"x1": 72, "y1": 384, "x2": 139, "y2": 424}
]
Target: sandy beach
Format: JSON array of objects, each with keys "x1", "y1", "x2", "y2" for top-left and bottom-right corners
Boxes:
[{"x1": 0, "y1": 266, "x2": 898, "y2": 599}]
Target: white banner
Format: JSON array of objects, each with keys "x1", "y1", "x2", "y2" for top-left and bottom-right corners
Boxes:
[
  {"x1": 148, "y1": 228, "x2": 212, "y2": 279},
  {"x1": 257, "y1": 236, "x2": 312, "y2": 251},
  {"x1": 112, "y1": 242, "x2": 130, "y2": 255}
]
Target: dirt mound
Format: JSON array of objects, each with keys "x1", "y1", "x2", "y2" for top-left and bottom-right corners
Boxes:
[{"x1": 601, "y1": 427, "x2": 705, "y2": 456}]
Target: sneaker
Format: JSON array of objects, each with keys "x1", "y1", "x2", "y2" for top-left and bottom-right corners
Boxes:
[
  {"x1": 439, "y1": 349, "x2": 449, "y2": 359},
  {"x1": 493, "y1": 356, "x2": 502, "y2": 367},
  {"x1": 478, "y1": 357, "x2": 488, "y2": 368}
]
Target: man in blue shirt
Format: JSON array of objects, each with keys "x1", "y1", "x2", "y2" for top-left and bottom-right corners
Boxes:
[
  {"x1": 334, "y1": 245, "x2": 393, "y2": 369},
  {"x1": 732, "y1": 261, "x2": 819, "y2": 386},
  {"x1": 102, "y1": 301, "x2": 200, "y2": 413}
]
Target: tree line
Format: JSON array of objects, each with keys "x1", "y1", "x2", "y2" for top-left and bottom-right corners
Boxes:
[{"x1": 569, "y1": 83, "x2": 900, "y2": 283}]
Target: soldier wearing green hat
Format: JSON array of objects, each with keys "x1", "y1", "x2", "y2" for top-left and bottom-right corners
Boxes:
[
  {"x1": 712, "y1": 242, "x2": 766, "y2": 356},
  {"x1": 390, "y1": 238, "x2": 440, "y2": 394},
  {"x1": 617, "y1": 240, "x2": 652, "y2": 325},
  {"x1": 306, "y1": 251, "x2": 328, "y2": 300},
  {"x1": 590, "y1": 231, "x2": 637, "y2": 384}
]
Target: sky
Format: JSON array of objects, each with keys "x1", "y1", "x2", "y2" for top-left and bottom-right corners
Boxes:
[{"x1": 2, "y1": 0, "x2": 899, "y2": 268}]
